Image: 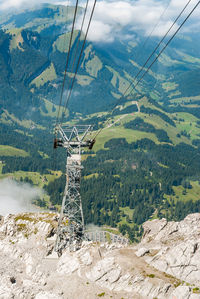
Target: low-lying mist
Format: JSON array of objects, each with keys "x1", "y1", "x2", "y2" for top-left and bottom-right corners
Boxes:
[{"x1": 0, "y1": 178, "x2": 44, "y2": 216}]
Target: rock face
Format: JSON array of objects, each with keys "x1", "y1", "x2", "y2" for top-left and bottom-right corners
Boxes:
[
  {"x1": 138, "y1": 214, "x2": 200, "y2": 286},
  {"x1": 0, "y1": 212, "x2": 200, "y2": 299}
]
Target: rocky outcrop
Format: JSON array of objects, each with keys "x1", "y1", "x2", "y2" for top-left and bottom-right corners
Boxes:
[
  {"x1": 136, "y1": 213, "x2": 200, "y2": 287},
  {"x1": 0, "y1": 212, "x2": 199, "y2": 298}
]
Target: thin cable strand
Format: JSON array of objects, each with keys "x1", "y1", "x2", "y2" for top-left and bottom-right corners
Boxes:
[
  {"x1": 56, "y1": 0, "x2": 79, "y2": 124},
  {"x1": 93, "y1": 0, "x2": 199, "y2": 140},
  {"x1": 130, "y1": 0, "x2": 200, "y2": 95},
  {"x1": 133, "y1": 0, "x2": 171, "y2": 75},
  {"x1": 61, "y1": 0, "x2": 90, "y2": 118},
  {"x1": 124, "y1": 0, "x2": 193, "y2": 97},
  {"x1": 61, "y1": 0, "x2": 97, "y2": 123}
]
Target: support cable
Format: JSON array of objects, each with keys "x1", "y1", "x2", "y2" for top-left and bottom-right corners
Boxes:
[
  {"x1": 129, "y1": 0, "x2": 200, "y2": 98},
  {"x1": 125, "y1": 0, "x2": 193, "y2": 96},
  {"x1": 134, "y1": 1, "x2": 171, "y2": 70},
  {"x1": 56, "y1": 0, "x2": 79, "y2": 124},
  {"x1": 60, "y1": 0, "x2": 90, "y2": 118},
  {"x1": 92, "y1": 0, "x2": 199, "y2": 140},
  {"x1": 60, "y1": 0, "x2": 97, "y2": 123},
  {"x1": 52, "y1": 1, "x2": 70, "y2": 168},
  {"x1": 143, "y1": 1, "x2": 171, "y2": 46}
]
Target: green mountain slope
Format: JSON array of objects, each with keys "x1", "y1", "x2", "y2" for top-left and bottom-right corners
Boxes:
[{"x1": 1, "y1": 4, "x2": 200, "y2": 239}]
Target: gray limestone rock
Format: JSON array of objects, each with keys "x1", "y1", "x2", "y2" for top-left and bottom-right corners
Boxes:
[
  {"x1": 170, "y1": 286, "x2": 191, "y2": 299},
  {"x1": 0, "y1": 212, "x2": 200, "y2": 299}
]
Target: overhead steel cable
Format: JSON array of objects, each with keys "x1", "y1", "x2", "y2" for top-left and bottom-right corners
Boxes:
[
  {"x1": 92, "y1": 0, "x2": 193, "y2": 140},
  {"x1": 129, "y1": 0, "x2": 200, "y2": 96},
  {"x1": 60, "y1": 0, "x2": 97, "y2": 123},
  {"x1": 133, "y1": 0, "x2": 171, "y2": 74},
  {"x1": 141, "y1": 1, "x2": 171, "y2": 51},
  {"x1": 125, "y1": 0, "x2": 193, "y2": 96},
  {"x1": 56, "y1": 0, "x2": 79, "y2": 125},
  {"x1": 60, "y1": 0, "x2": 90, "y2": 117},
  {"x1": 92, "y1": 0, "x2": 199, "y2": 141},
  {"x1": 52, "y1": 1, "x2": 70, "y2": 167}
]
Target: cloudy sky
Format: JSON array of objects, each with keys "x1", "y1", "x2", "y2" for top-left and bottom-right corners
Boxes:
[{"x1": 0, "y1": 0, "x2": 199, "y2": 42}]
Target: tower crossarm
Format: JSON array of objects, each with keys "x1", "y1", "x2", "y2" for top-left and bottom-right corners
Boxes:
[{"x1": 54, "y1": 124, "x2": 95, "y2": 151}]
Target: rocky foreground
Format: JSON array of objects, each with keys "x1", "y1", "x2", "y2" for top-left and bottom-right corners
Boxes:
[{"x1": 0, "y1": 213, "x2": 200, "y2": 299}]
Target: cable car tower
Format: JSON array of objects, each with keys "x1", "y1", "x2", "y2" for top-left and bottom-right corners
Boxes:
[{"x1": 54, "y1": 124, "x2": 95, "y2": 254}]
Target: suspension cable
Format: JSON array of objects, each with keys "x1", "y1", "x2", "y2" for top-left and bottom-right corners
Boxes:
[
  {"x1": 129, "y1": 0, "x2": 200, "y2": 96},
  {"x1": 134, "y1": 0, "x2": 171, "y2": 71},
  {"x1": 142, "y1": 1, "x2": 171, "y2": 49},
  {"x1": 124, "y1": 0, "x2": 193, "y2": 97},
  {"x1": 92, "y1": 0, "x2": 199, "y2": 140},
  {"x1": 56, "y1": 0, "x2": 80, "y2": 125},
  {"x1": 60, "y1": 0, "x2": 90, "y2": 119},
  {"x1": 126, "y1": 0, "x2": 171, "y2": 100},
  {"x1": 60, "y1": 0, "x2": 97, "y2": 123}
]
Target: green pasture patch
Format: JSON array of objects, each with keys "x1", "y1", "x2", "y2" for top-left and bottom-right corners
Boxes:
[
  {"x1": 0, "y1": 145, "x2": 29, "y2": 157},
  {"x1": 157, "y1": 162, "x2": 169, "y2": 169},
  {"x1": 90, "y1": 99, "x2": 195, "y2": 149},
  {"x1": 103, "y1": 227, "x2": 120, "y2": 235},
  {"x1": 175, "y1": 49, "x2": 200, "y2": 64},
  {"x1": 170, "y1": 95, "x2": 200, "y2": 104},
  {"x1": 85, "y1": 55, "x2": 103, "y2": 78},
  {"x1": 1, "y1": 109, "x2": 45, "y2": 130},
  {"x1": 38, "y1": 151, "x2": 49, "y2": 159},
  {"x1": 40, "y1": 98, "x2": 68, "y2": 118},
  {"x1": 121, "y1": 112, "x2": 190, "y2": 146},
  {"x1": 149, "y1": 91, "x2": 160, "y2": 101},
  {"x1": 174, "y1": 112, "x2": 200, "y2": 140},
  {"x1": 120, "y1": 207, "x2": 134, "y2": 218},
  {"x1": 164, "y1": 181, "x2": 200, "y2": 202},
  {"x1": 92, "y1": 125, "x2": 158, "y2": 152},
  {"x1": 53, "y1": 30, "x2": 79, "y2": 53},
  {"x1": 129, "y1": 60, "x2": 165, "y2": 81},
  {"x1": 182, "y1": 104, "x2": 200, "y2": 108},
  {"x1": 9, "y1": 29, "x2": 24, "y2": 51},
  {"x1": 158, "y1": 53, "x2": 183, "y2": 67},
  {"x1": 84, "y1": 173, "x2": 99, "y2": 180},
  {"x1": 31, "y1": 63, "x2": 57, "y2": 87},
  {"x1": 168, "y1": 91, "x2": 181, "y2": 99},
  {"x1": 106, "y1": 66, "x2": 130, "y2": 93},
  {"x1": 82, "y1": 44, "x2": 92, "y2": 65},
  {"x1": 162, "y1": 82, "x2": 178, "y2": 92},
  {"x1": 66, "y1": 72, "x2": 94, "y2": 86},
  {"x1": 0, "y1": 170, "x2": 62, "y2": 188}
]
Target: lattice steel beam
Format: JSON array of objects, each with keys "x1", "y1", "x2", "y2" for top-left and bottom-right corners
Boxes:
[{"x1": 54, "y1": 125, "x2": 94, "y2": 254}]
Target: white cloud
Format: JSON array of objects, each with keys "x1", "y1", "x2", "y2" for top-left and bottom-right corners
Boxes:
[
  {"x1": 0, "y1": 178, "x2": 44, "y2": 216},
  {"x1": 0, "y1": 0, "x2": 39, "y2": 10},
  {"x1": 77, "y1": 0, "x2": 200, "y2": 42},
  {"x1": 0, "y1": 0, "x2": 199, "y2": 42}
]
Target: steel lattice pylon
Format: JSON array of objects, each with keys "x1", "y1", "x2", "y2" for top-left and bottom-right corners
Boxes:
[{"x1": 54, "y1": 125, "x2": 94, "y2": 254}]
